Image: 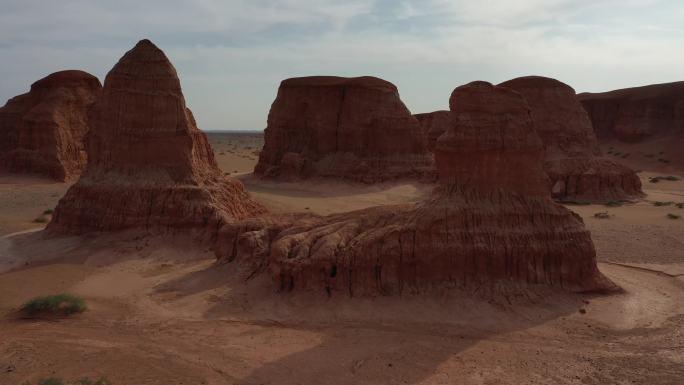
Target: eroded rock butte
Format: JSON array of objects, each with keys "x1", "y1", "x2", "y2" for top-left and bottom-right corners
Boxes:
[
  {"x1": 499, "y1": 76, "x2": 642, "y2": 202},
  {"x1": 0, "y1": 70, "x2": 101, "y2": 181},
  {"x1": 255, "y1": 76, "x2": 433, "y2": 182},
  {"x1": 216, "y1": 81, "x2": 613, "y2": 296},
  {"x1": 49, "y1": 39, "x2": 265, "y2": 233}
]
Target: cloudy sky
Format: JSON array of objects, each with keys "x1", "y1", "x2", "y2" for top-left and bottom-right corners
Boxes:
[{"x1": 1, "y1": 0, "x2": 682, "y2": 130}]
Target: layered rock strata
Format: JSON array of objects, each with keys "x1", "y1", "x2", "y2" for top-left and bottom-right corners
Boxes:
[
  {"x1": 0, "y1": 70, "x2": 101, "y2": 180},
  {"x1": 49, "y1": 40, "x2": 265, "y2": 233},
  {"x1": 216, "y1": 81, "x2": 612, "y2": 296},
  {"x1": 255, "y1": 76, "x2": 433, "y2": 182},
  {"x1": 499, "y1": 76, "x2": 642, "y2": 201}
]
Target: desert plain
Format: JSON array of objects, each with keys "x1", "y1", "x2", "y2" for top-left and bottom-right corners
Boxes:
[{"x1": 0, "y1": 129, "x2": 682, "y2": 385}]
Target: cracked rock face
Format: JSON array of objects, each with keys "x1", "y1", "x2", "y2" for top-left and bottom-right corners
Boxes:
[
  {"x1": 49, "y1": 39, "x2": 265, "y2": 233},
  {"x1": 578, "y1": 81, "x2": 684, "y2": 142},
  {"x1": 255, "y1": 76, "x2": 433, "y2": 183},
  {"x1": 499, "y1": 76, "x2": 642, "y2": 202},
  {"x1": 216, "y1": 81, "x2": 613, "y2": 296},
  {"x1": 0, "y1": 70, "x2": 101, "y2": 181}
]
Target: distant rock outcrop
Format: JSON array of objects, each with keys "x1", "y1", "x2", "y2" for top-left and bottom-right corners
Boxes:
[
  {"x1": 578, "y1": 81, "x2": 684, "y2": 142},
  {"x1": 414, "y1": 110, "x2": 451, "y2": 151},
  {"x1": 216, "y1": 81, "x2": 612, "y2": 296},
  {"x1": 499, "y1": 76, "x2": 642, "y2": 202},
  {"x1": 0, "y1": 70, "x2": 101, "y2": 181},
  {"x1": 49, "y1": 40, "x2": 265, "y2": 233},
  {"x1": 255, "y1": 76, "x2": 433, "y2": 183}
]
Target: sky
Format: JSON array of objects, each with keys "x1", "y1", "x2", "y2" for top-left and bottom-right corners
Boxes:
[{"x1": 1, "y1": 0, "x2": 683, "y2": 131}]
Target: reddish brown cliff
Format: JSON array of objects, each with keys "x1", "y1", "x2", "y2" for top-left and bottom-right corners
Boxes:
[
  {"x1": 255, "y1": 76, "x2": 433, "y2": 183},
  {"x1": 414, "y1": 110, "x2": 451, "y2": 151},
  {"x1": 49, "y1": 40, "x2": 265, "y2": 233},
  {"x1": 0, "y1": 70, "x2": 101, "y2": 180},
  {"x1": 578, "y1": 81, "x2": 684, "y2": 142},
  {"x1": 499, "y1": 76, "x2": 642, "y2": 202},
  {"x1": 216, "y1": 81, "x2": 612, "y2": 296}
]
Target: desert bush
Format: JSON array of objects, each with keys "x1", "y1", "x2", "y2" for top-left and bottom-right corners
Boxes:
[
  {"x1": 676, "y1": 203, "x2": 684, "y2": 209},
  {"x1": 667, "y1": 213, "x2": 681, "y2": 220},
  {"x1": 605, "y1": 200, "x2": 623, "y2": 207},
  {"x1": 33, "y1": 215, "x2": 49, "y2": 223},
  {"x1": 594, "y1": 211, "x2": 611, "y2": 219},
  {"x1": 653, "y1": 201, "x2": 674, "y2": 207},
  {"x1": 21, "y1": 294, "x2": 86, "y2": 317},
  {"x1": 43, "y1": 209, "x2": 54, "y2": 215}
]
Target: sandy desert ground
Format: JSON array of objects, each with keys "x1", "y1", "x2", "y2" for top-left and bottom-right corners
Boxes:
[{"x1": 1, "y1": 132, "x2": 683, "y2": 385}]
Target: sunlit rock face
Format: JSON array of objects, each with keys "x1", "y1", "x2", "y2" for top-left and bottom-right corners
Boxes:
[
  {"x1": 215, "y1": 81, "x2": 613, "y2": 297},
  {"x1": 49, "y1": 40, "x2": 265, "y2": 233},
  {"x1": 0, "y1": 70, "x2": 101, "y2": 181},
  {"x1": 500, "y1": 76, "x2": 642, "y2": 202},
  {"x1": 255, "y1": 76, "x2": 433, "y2": 183}
]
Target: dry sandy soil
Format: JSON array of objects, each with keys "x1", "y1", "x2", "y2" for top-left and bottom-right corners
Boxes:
[{"x1": 1, "y1": 132, "x2": 683, "y2": 385}]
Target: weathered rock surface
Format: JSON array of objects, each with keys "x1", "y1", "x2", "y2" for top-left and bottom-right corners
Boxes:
[
  {"x1": 414, "y1": 110, "x2": 451, "y2": 151},
  {"x1": 49, "y1": 40, "x2": 265, "y2": 233},
  {"x1": 0, "y1": 70, "x2": 101, "y2": 180},
  {"x1": 499, "y1": 76, "x2": 642, "y2": 202},
  {"x1": 255, "y1": 76, "x2": 433, "y2": 182},
  {"x1": 578, "y1": 81, "x2": 684, "y2": 142},
  {"x1": 216, "y1": 81, "x2": 612, "y2": 296}
]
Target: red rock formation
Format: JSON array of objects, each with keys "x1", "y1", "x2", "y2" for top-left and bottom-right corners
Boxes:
[
  {"x1": 0, "y1": 70, "x2": 101, "y2": 180},
  {"x1": 578, "y1": 81, "x2": 684, "y2": 142},
  {"x1": 499, "y1": 76, "x2": 642, "y2": 202},
  {"x1": 49, "y1": 40, "x2": 265, "y2": 233},
  {"x1": 216, "y1": 81, "x2": 612, "y2": 296},
  {"x1": 255, "y1": 76, "x2": 433, "y2": 182},
  {"x1": 414, "y1": 110, "x2": 451, "y2": 151}
]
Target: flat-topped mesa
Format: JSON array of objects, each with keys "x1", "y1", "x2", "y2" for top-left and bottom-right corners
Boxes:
[
  {"x1": 499, "y1": 76, "x2": 642, "y2": 202},
  {"x1": 0, "y1": 70, "x2": 102, "y2": 181},
  {"x1": 255, "y1": 76, "x2": 433, "y2": 183},
  {"x1": 216, "y1": 81, "x2": 613, "y2": 296},
  {"x1": 578, "y1": 81, "x2": 684, "y2": 142},
  {"x1": 49, "y1": 39, "x2": 265, "y2": 233}
]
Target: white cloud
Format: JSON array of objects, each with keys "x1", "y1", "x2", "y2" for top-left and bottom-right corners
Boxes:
[{"x1": 1, "y1": 0, "x2": 683, "y2": 129}]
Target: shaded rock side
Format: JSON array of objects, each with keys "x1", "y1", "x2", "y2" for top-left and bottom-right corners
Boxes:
[
  {"x1": 49, "y1": 40, "x2": 265, "y2": 233},
  {"x1": 216, "y1": 81, "x2": 612, "y2": 296},
  {"x1": 255, "y1": 76, "x2": 433, "y2": 183},
  {"x1": 499, "y1": 76, "x2": 642, "y2": 202},
  {"x1": 0, "y1": 70, "x2": 102, "y2": 180},
  {"x1": 578, "y1": 81, "x2": 684, "y2": 142},
  {"x1": 414, "y1": 110, "x2": 452, "y2": 151}
]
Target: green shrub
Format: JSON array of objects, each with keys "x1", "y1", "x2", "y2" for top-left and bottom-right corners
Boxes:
[
  {"x1": 21, "y1": 294, "x2": 86, "y2": 317},
  {"x1": 653, "y1": 201, "x2": 674, "y2": 207},
  {"x1": 594, "y1": 211, "x2": 611, "y2": 219},
  {"x1": 33, "y1": 215, "x2": 49, "y2": 223},
  {"x1": 605, "y1": 200, "x2": 623, "y2": 207},
  {"x1": 667, "y1": 213, "x2": 681, "y2": 220}
]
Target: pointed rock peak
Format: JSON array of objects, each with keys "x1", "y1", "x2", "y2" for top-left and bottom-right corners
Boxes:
[{"x1": 105, "y1": 39, "x2": 178, "y2": 88}]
